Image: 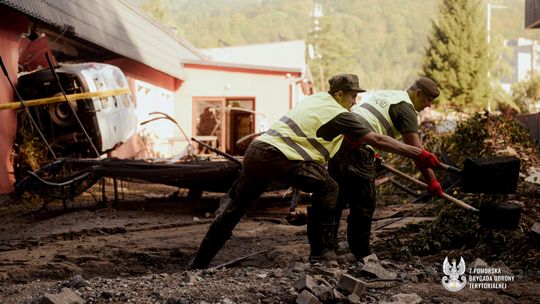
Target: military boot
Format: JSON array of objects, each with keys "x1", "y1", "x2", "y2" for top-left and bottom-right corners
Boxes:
[
  {"x1": 347, "y1": 213, "x2": 373, "y2": 260},
  {"x1": 188, "y1": 230, "x2": 231, "y2": 269},
  {"x1": 307, "y1": 207, "x2": 338, "y2": 263}
]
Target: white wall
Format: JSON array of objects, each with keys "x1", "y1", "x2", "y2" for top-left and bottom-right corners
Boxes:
[{"x1": 171, "y1": 67, "x2": 295, "y2": 153}]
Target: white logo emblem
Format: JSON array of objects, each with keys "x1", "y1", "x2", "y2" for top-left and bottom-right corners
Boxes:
[{"x1": 442, "y1": 256, "x2": 467, "y2": 292}]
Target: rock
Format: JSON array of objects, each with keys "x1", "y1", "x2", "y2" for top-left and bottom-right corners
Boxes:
[
  {"x1": 336, "y1": 253, "x2": 356, "y2": 263},
  {"x1": 294, "y1": 275, "x2": 316, "y2": 292},
  {"x1": 524, "y1": 167, "x2": 540, "y2": 184},
  {"x1": 418, "y1": 266, "x2": 438, "y2": 282},
  {"x1": 531, "y1": 222, "x2": 540, "y2": 236},
  {"x1": 366, "y1": 280, "x2": 398, "y2": 289},
  {"x1": 182, "y1": 273, "x2": 201, "y2": 284},
  {"x1": 362, "y1": 254, "x2": 379, "y2": 264},
  {"x1": 348, "y1": 293, "x2": 361, "y2": 304},
  {"x1": 67, "y1": 275, "x2": 86, "y2": 289},
  {"x1": 101, "y1": 290, "x2": 113, "y2": 299},
  {"x1": 470, "y1": 258, "x2": 488, "y2": 268},
  {"x1": 337, "y1": 274, "x2": 367, "y2": 297},
  {"x1": 312, "y1": 284, "x2": 333, "y2": 302},
  {"x1": 167, "y1": 298, "x2": 179, "y2": 304},
  {"x1": 295, "y1": 290, "x2": 320, "y2": 304},
  {"x1": 0, "y1": 272, "x2": 9, "y2": 281},
  {"x1": 289, "y1": 262, "x2": 307, "y2": 273},
  {"x1": 491, "y1": 260, "x2": 513, "y2": 276},
  {"x1": 332, "y1": 288, "x2": 346, "y2": 301},
  {"x1": 380, "y1": 293, "x2": 422, "y2": 304},
  {"x1": 312, "y1": 265, "x2": 342, "y2": 278},
  {"x1": 40, "y1": 288, "x2": 85, "y2": 304},
  {"x1": 361, "y1": 262, "x2": 397, "y2": 280}
]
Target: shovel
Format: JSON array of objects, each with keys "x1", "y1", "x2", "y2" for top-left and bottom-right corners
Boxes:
[
  {"x1": 381, "y1": 163, "x2": 521, "y2": 229},
  {"x1": 439, "y1": 156, "x2": 521, "y2": 194}
]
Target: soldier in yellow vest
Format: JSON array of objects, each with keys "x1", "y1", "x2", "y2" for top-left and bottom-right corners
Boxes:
[
  {"x1": 328, "y1": 76, "x2": 443, "y2": 260},
  {"x1": 189, "y1": 74, "x2": 442, "y2": 269}
]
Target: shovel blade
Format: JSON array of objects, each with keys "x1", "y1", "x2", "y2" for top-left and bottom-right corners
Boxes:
[
  {"x1": 480, "y1": 201, "x2": 521, "y2": 230},
  {"x1": 462, "y1": 156, "x2": 521, "y2": 194}
]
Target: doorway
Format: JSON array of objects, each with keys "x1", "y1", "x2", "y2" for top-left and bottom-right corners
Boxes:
[{"x1": 192, "y1": 97, "x2": 255, "y2": 156}]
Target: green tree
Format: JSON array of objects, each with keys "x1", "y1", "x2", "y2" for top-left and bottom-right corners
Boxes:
[
  {"x1": 422, "y1": 0, "x2": 490, "y2": 112},
  {"x1": 142, "y1": 0, "x2": 174, "y2": 28},
  {"x1": 511, "y1": 72, "x2": 540, "y2": 113},
  {"x1": 307, "y1": 16, "x2": 354, "y2": 91}
]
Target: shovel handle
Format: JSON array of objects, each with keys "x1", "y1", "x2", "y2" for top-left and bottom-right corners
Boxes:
[
  {"x1": 439, "y1": 162, "x2": 462, "y2": 175},
  {"x1": 381, "y1": 164, "x2": 479, "y2": 212}
]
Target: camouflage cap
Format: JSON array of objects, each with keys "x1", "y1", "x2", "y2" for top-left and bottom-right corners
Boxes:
[
  {"x1": 328, "y1": 74, "x2": 366, "y2": 93},
  {"x1": 415, "y1": 77, "x2": 440, "y2": 99}
]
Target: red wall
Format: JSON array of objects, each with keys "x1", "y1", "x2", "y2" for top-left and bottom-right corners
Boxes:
[
  {"x1": 0, "y1": 7, "x2": 29, "y2": 194},
  {"x1": 105, "y1": 58, "x2": 183, "y2": 92}
]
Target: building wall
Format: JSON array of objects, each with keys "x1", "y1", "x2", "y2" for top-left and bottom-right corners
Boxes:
[
  {"x1": 178, "y1": 65, "x2": 297, "y2": 153},
  {"x1": 502, "y1": 38, "x2": 540, "y2": 92},
  {"x1": 105, "y1": 58, "x2": 183, "y2": 159},
  {"x1": 0, "y1": 7, "x2": 29, "y2": 194}
]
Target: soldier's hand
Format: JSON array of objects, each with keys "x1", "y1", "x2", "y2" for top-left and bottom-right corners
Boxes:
[
  {"x1": 427, "y1": 179, "x2": 443, "y2": 198},
  {"x1": 417, "y1": 149, "x2": 441, "y2": 169}
]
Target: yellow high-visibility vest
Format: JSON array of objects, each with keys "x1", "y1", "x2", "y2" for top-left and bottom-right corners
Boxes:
[
  {"x1": 352, "y1": 90, "x2": 416, "y2": 138},
  {"x1": 258, "y1": 92, "x2": 348, "y2": 164}
]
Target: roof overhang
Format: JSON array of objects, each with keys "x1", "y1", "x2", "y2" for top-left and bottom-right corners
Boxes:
[
  {"x1": 183, "y1": 59, "x2": 302, "y2": 77},
  {"x1": 1, "y1": 0, "x2": 207, "y2": 80}
]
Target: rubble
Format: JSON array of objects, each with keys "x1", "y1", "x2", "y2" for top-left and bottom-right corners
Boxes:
[
  {"x1": 531, "y1": 222, "x2": 540, "y2": 236},
  {"x1": 361, "y1": 262, "x2": 398, "y2": 280},
  {"x1": 379, "y1": 293, "x2": 422, "y2": 304},
  {"x1": 337, "y1": 274, "x2": 367, "y2": 297},
  {"x1": 296, "y1": 290, "x2": 320, "y2": 304},
  {"x1": 40, "y1": 288, "x2": 84, "y2": 304},
  {"x1": 294, "y1": 275, "x2": 316, "y2": 292}
]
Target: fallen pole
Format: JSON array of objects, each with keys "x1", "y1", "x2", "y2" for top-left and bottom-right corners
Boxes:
[
  {"x1": 210, "y1": 250, "x2": 268, "y2": 269},
  {"x1": 191, "y1": 137, "x2": 242, "y2": 165}
]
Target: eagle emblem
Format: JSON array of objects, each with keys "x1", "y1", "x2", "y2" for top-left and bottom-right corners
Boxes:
[{"x1": 442, "y1": 256, "x2": 467, "y2": 292}]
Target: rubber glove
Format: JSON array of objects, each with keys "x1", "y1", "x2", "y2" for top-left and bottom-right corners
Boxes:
[
  {"x1": 427, "y1": 179, "x2": 443, "y2": 197},
  {"x1": 417, "y1": 149, "x2": 441, "y2": 169}
]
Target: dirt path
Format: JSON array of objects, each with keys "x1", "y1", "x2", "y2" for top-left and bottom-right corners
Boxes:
[{"x1": 0, "y1": 187, "x2": 538, "y2": 303}]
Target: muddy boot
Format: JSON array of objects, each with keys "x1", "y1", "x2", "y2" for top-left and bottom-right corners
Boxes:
[
  {"x1": 307, "y1": 207, "x2": 338, "y2": 263},
  {"x1": 347, "y1": 214, "x2": 372, "y2": 260}
]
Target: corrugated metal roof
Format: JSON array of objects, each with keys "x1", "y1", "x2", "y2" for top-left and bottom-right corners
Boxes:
[{"x1": 1, "y1": 0, "x2": 208, "y2": 79}]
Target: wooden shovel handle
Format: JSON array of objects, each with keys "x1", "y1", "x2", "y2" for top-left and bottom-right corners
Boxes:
[
  {"x1": 439, "y1": 162, "x2": 462, "y2": 175},
  {"x1": 381, "y1": 164, "x2": 479, "y2": 212}
]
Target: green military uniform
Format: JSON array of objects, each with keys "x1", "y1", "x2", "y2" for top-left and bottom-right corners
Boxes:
[{"x1": 328, "y1": 90, "x2": 419, "y2": 259}]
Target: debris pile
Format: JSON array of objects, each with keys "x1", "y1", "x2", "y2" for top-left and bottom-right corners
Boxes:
[
  {"x1": 29, "y1": 254, "x2": 428, "y2": 304},
  {"x1": 392, "y1": 113, "x2": 540, "y2": 275}
]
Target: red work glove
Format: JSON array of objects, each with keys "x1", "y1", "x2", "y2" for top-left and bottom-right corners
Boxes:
[
  {"x1": 427, "y1": 179, "x2": 443, "y2": 198},
  {"x1": 417, "y1": 149, "x2": 441, "y2": 169}
]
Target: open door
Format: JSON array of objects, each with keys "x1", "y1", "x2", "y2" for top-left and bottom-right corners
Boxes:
[{"x1": 229, "y1": 110, "x2": 253, "y2": 155}]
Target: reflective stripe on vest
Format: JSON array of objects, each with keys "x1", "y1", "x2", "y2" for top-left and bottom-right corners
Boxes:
[
  {"x1": 278, "y1": 116, "x2": 331, "y2": 160},
  {"x1": 258, "y1": 92, "x2": 347, "y2": 163},
  {"x1": 352, "y1": 90, "x2": 415, "y2": 138}
]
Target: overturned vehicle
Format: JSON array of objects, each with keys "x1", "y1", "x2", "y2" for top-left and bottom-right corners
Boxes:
[{"x1": 10, "y1": 62, "x2": 241, "y2": 202}]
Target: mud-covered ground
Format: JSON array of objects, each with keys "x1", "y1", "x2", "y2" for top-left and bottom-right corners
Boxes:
[{"x1": 0, "y1": 182, "x2": 538, "y2": 304}]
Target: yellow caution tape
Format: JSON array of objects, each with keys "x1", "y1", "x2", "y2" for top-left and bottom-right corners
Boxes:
[{"x1": 0, "y1": 88, "x2": 131, "y2": 111}]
